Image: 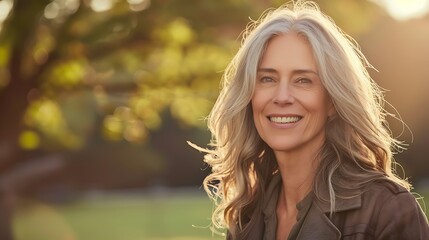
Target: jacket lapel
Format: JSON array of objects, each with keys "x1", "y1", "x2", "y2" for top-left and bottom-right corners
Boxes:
[
  {"x1": 295, "y1": 202, "x2": 341, "y2": 240},
  {"x1": 260, "y1": 172, "x2": 363, "y2": 240},
  {"x1": 295, "y1": 193, "x2": 362, "y2": 240}
]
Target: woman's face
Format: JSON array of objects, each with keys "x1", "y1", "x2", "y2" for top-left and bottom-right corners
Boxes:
[{"x1": 252, "y1": 33, "x2": 335, "y2": 156}]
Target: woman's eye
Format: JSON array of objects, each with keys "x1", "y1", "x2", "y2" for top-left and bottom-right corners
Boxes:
[
  {"x1": 297, "y1": 78, "x2": 312, "y2": 84},
  {"x1": 260, "y1": 76, "x2": 274, "y2": 83}
]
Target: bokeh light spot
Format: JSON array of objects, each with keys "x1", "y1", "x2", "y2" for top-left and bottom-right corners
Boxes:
[
  {"x1": 0, "y1": 0, "x2": 13, "y2": 23},
  {"x1": 19, "y1": 130, "x2": 40, "y2": 150},
  {"x1": 372, "y1": 0, "x2": 429, "y2": 20},
  {"x1": 90, "y1": 0, "x2": 113, "y2": 12},
  {"x1": 127, "y1": 0, "x2": 150, "y2": 12}
]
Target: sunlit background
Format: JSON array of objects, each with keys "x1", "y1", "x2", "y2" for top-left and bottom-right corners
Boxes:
[
  {"x1": 373, "y1": 0, "x2": 429, "y2": 20},
  {"x1": 0, "y1": 0, "x2": 428, "y2": 239}
]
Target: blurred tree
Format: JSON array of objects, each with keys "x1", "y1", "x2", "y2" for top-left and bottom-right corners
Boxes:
[
  {"x1": 0, "y1": 0, "x2": 258, "y2": 238},
  {"x1": 0, "y1": 0, "x2": 260, "y2": 162}
]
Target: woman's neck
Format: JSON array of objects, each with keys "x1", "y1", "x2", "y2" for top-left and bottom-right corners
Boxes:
[{"x1": 275, "y1": 147, "x2": 320, "y2": 210}]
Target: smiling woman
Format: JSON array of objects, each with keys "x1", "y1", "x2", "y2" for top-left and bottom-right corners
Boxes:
[
  {"x1": 193, "y1": 1, "x2": 429, "y2": 240},
  {"x1": 252, "y1": 33, "x2": 335, "y2": 156}
]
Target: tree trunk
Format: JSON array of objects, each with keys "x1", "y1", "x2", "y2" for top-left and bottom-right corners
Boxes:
[
  {"x1": 0, "y1": 0, "x2": 52, "y2": 238},
  {"x1": 0, "y1": 185, "x2": 14, "y2": 240}
]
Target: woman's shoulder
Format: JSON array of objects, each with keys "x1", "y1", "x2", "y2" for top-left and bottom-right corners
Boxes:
[
  {"x1": 361, "y1": 178, "x2": 420, "y2": 210},
  {"x1": 365, "y1": 178, "x2": 409, "y2": 197},
  {"x1": 335, "y1": 178, "x2": 429, "y2": 239}
]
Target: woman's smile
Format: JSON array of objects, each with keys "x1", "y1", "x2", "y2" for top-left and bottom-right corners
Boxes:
[{"x1": 267, "y1": 114, "x2": 303, "y2": 128}]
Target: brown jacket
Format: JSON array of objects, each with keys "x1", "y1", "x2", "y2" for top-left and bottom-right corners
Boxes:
[{"x1": 229, "y1": 173, "x2": 429, "y2": 239}]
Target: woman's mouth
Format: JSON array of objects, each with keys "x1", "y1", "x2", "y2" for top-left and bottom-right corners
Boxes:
[{"x1": 268, "y1": 116, "x2": 302, "y2": 124}]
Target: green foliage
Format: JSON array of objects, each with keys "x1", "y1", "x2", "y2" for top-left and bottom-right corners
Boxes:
[
  {"x1": 0, "y1": 0, "x2": 261, "y2": 148},
  {"x1": 24, "y1": 98, "x2": 83, "y2": 149},
  {"x1": 48, "y1": 59, "x2": 87, "y2": 88}
]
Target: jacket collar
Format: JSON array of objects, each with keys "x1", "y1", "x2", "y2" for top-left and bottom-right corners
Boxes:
[
  {"x1": 300, "y1": 189, "x2": 362, "y2": 239},
  {"x1": 295, "y1": 200, "x2": 342, "y2": 239},
  {"x1": 263, "y1": 172, "x2": 363, "y2": 214},
  {"x1": 261, "y1": 172, "x2": 363, "y2": 240},
  {"x1": 315, "y1": 192, "x2": 362, "y2": 213}
]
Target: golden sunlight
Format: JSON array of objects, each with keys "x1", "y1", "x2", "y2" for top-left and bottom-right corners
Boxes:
[
  {"x1": 90, "y1": 0, "x2": 113, "y2": 12},
  {"x1": 0, "y1": 0, "x2": 12, "y2": 25},
  {"x1": 372, "y1": 0, "x2": 429, "y2": 20}
]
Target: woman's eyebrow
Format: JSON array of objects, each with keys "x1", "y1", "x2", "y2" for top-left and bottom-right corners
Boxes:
[
  {"x1": 257, "y1": 68, "x2": 318, "y2": 75},
  {"x1": 257, "y1": 68, "x2": 277, "y2": 73},
  {"x1": 292, "y1": 69, "x2": 318, "y2": 75}
]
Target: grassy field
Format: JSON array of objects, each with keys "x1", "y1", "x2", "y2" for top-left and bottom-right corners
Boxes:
[
  {"x1": 13, "y1": 189, "x2": 429, "y2": 240},
  {"x1": 13, "y1": 191, "x2": 224, "y2": 240}
]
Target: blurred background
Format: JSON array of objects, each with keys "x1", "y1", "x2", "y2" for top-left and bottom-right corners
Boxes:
[{"x1": 0, "y1": 0, "x2": 428, "y2": 239}]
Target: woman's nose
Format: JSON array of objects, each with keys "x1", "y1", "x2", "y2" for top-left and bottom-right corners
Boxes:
[{"x1": 273, "y1": 83, "x2": 294, "y2": 105}]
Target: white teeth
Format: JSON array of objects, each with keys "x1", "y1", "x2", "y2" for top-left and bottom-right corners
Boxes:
[{"x1": 270, "y1": 116, "x2": 301, "y2": 123}]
